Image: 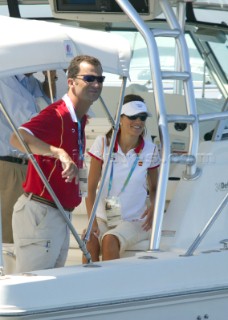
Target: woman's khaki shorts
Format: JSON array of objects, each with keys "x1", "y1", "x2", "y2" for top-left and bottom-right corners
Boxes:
[{"x1": 97, "y1": 218, "x2": 150, "y2": 254}]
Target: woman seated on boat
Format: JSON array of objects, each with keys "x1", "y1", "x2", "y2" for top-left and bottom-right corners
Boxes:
[{"x1": 83, "y1": 94, "x2": 160, "y2": 262}]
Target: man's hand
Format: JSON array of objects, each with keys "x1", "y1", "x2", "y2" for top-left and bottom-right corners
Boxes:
[{"x1": 59, "y1": 151, "x2": 79, "y2": 183}]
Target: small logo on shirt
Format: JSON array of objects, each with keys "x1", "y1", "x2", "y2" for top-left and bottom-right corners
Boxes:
[{"x1": 138, "y1": 160, "x2": 143, "y2": 166}]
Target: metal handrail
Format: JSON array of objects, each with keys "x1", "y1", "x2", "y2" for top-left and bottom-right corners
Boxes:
[
  {"x1": 184, "y1": 192, "x2": 228, "y2": 256},
  {"x1": 160, "y1": 0, "x2": 200, "y2": 178},
  {"x1": 116, "y1": 0, "x2": 170, "y2": 251},
  {"x1": 116, "y1": 0, "x2": 228, "y2": 254},
  {"x1": 116, "y1": 0, "x2": 202, "y2": 251},
  {"x1": 84, "y1": 77, "x2": 127, "y2": 245}
]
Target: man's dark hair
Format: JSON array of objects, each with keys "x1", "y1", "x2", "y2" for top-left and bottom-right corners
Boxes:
[{"x1": 67, "y1": 55, "x2": 102, "y2": 79}]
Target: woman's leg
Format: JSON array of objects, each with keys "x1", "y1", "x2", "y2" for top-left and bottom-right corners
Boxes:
[
  {"x1": 82, "y1": 233, "x2": 100, "y2": 263},
  {"x1": 102, "y1": 234, "x2": 120, "y2": 260}
]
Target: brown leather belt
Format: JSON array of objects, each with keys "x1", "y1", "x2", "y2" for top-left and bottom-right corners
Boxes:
[
  {"x1": 0, "y1": 156, "x2": 28, "y2": 165},
  {"x1": 24, "y1": 192, "x2": 75, "y2": 212}
]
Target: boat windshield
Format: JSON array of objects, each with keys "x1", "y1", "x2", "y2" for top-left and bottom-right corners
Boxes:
[{"x1": 104, "y1": 22, "x2": 227, "y2": 102}]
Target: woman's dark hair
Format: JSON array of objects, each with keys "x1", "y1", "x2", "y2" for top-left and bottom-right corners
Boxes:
[
  {"x1": 123, "y1": 94, "x2": 144, "y2": 104},
  {"x1": 105, "y1": 94, "x2": 145, "y2": 145}
]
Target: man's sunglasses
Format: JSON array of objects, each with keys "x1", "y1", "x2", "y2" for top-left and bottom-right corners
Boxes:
[
  {"x1": 76, "y1": 75, "x2": 105, "y2": 83},
  {"x1": 125, "y1": 113, "x2": 148, "y2": 121}
]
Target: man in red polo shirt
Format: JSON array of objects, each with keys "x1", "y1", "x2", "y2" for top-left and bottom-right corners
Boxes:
[{"x1": 10, "y1": 55, "x2": 104, "y2": 272}]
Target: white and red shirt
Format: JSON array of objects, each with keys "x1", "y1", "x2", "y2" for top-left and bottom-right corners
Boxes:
[
  {"x1": 20, "y1": 94, "x2": 87, "y2": 208},
  {"x1": 88, "y1": 135, "x2": 160, "y2": 221}
]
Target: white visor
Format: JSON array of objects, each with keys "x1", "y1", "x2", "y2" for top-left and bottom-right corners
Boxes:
[{"x1": 121, "y1": 101, "x2": 152, "y2": 117}]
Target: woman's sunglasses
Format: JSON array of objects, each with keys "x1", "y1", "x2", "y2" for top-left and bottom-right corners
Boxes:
[
  {"x1": 125, "y1": 113, "x2": 148, "y2": 121},
  {"x1": 76, "y1": 74, "x2": 105, "y2": 83}
]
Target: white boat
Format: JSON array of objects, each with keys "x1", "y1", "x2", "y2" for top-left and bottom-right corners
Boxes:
[{"x1": 0, "y1": 0, "x2": 228, "y2": 319}]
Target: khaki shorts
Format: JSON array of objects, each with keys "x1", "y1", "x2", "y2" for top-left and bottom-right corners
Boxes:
[
  {"x1": 12, "y1": 194, "x2": 71, "y2": 273},
  {"x1": 0, "y1": 161, "x2": 27, "y2": 243},
  {"x1": 97, "y1": 218, "x2": 150, "y2": 254}
]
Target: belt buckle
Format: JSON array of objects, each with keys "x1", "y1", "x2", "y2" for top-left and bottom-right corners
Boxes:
[{"x1": 21, "y1": 158, "x2": 28, "y2": 165}]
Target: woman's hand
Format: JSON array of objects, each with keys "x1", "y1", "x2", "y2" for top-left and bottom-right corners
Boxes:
[
  {"x1": 82, "y1": 223, "x2": 100, "y2": 241},
  {"x1": 141, "y1": 206, "x2": 154, "y2": 231}
]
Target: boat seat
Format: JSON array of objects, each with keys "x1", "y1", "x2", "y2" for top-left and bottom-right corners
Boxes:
[
  {"x1": 68, "y1": 206, "x2": 152, "y2": 264},
  {"x1": 120, "y1": 240, "x2": 150, "y2": 258},
  {"x1": 67, "y1": 239, "x2": 151, "y2": 265}
]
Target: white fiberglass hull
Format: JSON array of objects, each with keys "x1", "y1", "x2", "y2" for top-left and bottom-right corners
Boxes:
[{"x1": 1, "y1": 250, "x2": 228, "y2": 320}]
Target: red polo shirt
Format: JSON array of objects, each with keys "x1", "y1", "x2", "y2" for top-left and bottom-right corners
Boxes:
[{"x1": 21, "y1": 98, "x2": 87, "y2": 208}]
